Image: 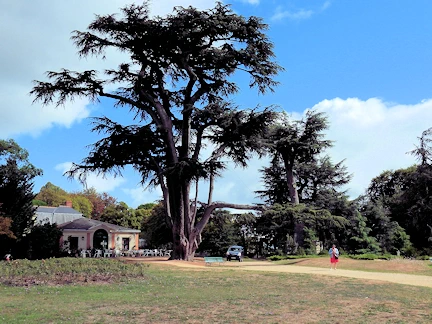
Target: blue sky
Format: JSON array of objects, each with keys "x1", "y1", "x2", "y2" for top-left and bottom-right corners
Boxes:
[{"x1": 2, "y1": 0, "x2": 432, "y2": 208}]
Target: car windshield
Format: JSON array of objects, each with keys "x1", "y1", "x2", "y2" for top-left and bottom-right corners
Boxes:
[{"x1": 229, "y1": 248, "x2": 241, "y2": 252}]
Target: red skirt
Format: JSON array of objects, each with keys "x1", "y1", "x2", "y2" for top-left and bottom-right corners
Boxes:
[{"x1": 330, "y1": 257, "x2": 339, "y2": 263}]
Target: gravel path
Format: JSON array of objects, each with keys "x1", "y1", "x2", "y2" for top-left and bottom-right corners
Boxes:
[
  {"x1": 135, "y1": 258, "x2": 432, "y2": 289},
  {"x1": 234, "y1": 263, "x2": 432, "y2": 288}
]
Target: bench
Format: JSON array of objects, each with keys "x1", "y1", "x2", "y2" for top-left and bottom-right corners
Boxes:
[{"x1": 204, "y1": 256, "x2": 225, "y2": 266}]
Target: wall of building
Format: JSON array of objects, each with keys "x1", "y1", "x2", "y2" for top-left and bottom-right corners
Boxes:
[
  {"x1": 114, "y1": 233, "x2": 139, "y2": 250},
  {"x1": 62, "y1": 230, "x2": 139, "y2": 251},
  {"x1": 61, "y1": 231, "x2": 89, "y2": 251}
]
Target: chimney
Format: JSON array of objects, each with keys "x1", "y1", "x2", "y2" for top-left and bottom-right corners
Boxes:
[{"x1": 65, "y1": 200, "x2": 73, "y2": 208}]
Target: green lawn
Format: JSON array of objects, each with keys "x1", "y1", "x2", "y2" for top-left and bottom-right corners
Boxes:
[{"x1": 0, "y1": 259, "x2": 431, "y2": 323}]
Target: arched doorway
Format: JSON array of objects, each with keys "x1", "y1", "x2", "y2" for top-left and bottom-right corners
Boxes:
[{"x1": 93, "y1": 229, "x2": 108, "y2": 249}]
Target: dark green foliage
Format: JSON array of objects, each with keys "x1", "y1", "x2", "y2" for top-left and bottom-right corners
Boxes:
[
  {"x1": 348, "y1": 253, "x2": 379, "y2": 260},
  {"x1": 359, "y1": 199, "x2": 411, "y2": 254},
  {"x1": 260, "y1": 111, "x2": 332, "y2": 204},
  {"x1": 364, "y1": 164, "x2": 432, "y2": 251},
  {"x1": 256, "y1": 204, "x2": 348, "y2": 255},
  {"x1": 141, "y1": 202, "x2": 172, "y2": 248},
  {"x1": 258, "y1": 155, "x2": 351, "y2": 206},
  {"x1": 198, "y1": 210, "x2": 238, "y2": 256},
  {"x1": 345, "y1": 211, "x2": 381, "y2": 254},
  {"x1": 26, "y1": 222, "x2": 63, "y2": 259},
  {"x1": 0, "y1": 160, "x2": 36, "y2": 240},
  {"x1": 100, "y1": 201, "x2": 143, "y2": 229},
  {"x1": 267, "y1": 254, "x2": 319, "y2": 261},
  {"x1": 32, "y1": 199, "x2": 48, "y2": 206},
  {"x1": 0, "y1": 139, "x2": 41, "y2": 258}
]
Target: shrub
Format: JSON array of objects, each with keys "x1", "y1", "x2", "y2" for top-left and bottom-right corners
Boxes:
[
  {"x1": 349, "y1": 254, "x2": 378, "y2": 260},
  {"x1": 267, "y1": 255, "x2": 286, "y2": 261}
]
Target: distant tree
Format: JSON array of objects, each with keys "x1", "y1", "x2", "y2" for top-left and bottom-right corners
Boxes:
[
  {"x1": 256, "y1": 204, "x2": 348, "y2": 255},
  {"x1": 232, "y1": 212, "x2": 258, "y2": 256},
  {"x1": 32, "y1": 2, "x2": 280, "y2": 260},
  {"x1": 80, "y1": 188, "x2": 117, "y2": 220},
  {"x1": 0, "y1": 139, "x2": 42, "y2": 178},
  {"x1": 141, "y1": 202, "x2": 172, "y2": 248},
  {"x1": 366, "y1": 167, "x2": 415, "y2": 208},
  {"x1": 257, "y1": 154, "x2": 351, "y2": 205},
  {"x1": 36, "y1": 182, "x2": 70, "y2": 207},
  {"x1": 262, "y1": 111, "x2": 332, "y2": 205},
  {"x1": 0, "y1": 139, "x2": 42, "y2": 258},
  {"x1": 26, "y1": 222, "x2": 63, "y2": 259},
  {"x1": 32, "y1": 199, "x2": 48, "y2": 206},
  {"x1": 409, "y1": 127, "x2": 432, "y2": 165},
  {"x1": 358, "y1": 199, "x2": 411, "y2": 254},
  {"x1": 198, "y1": 210, "x2": 239, "y2": 256},
  {"x1": 345, "y1": 210, "x2": 381, "y2": 254},
  {"x1": 364, "y1": 157, "x2": 432, "y2": 250},
  {"x1": 71, "y1": 195, "x2": 93, "y2": 217},
  {"x1": 100, "y1": 202, "x2": 142, "y2": 229},
  {"x1": 136, "y1": 202, "x2": 157, "y2": 230}
]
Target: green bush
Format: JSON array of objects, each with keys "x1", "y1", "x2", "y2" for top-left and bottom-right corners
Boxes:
[
  {"x1": 267, "y1": 255, "x2": 286, "y2": 261},
  {"x1": 348, "y1": 254, "x2": 378, "y2": 260},
  {"x1": 378, "y1": 254, "x2": 395, "y2": 260},
  {"x1": 416, "y1": 255, "x2": 431, "y2": 260},
  {"x1": 267, "y1": 254, "x2": 323, "y2": 261}
]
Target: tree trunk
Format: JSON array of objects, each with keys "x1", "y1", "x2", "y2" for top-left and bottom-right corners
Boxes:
[
  {"x1": 168, "y1": 186, "x2": 263, "y2": 260},
  {"x1": 284, "y1": 162, "x2": 299, "y2": 205}
]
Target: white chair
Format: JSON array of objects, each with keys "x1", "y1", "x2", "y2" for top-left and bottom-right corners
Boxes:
[
  {"x1": 164, "y1": 250, "x2": 172, "y2": 257},
  {"x1": 94, "y1": 249, "x2": 102, "y2": 258},
  {"x1": 81, "y1": 250, "x2": 86, "y2": 258},
  {"x1": 104, "y1": 250, "x2": 112, "y2": 258}
]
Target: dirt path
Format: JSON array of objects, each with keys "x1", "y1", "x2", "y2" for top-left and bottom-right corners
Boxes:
[
  {"x1": 235, "y1": 263, "x2": 432, "y2": 288},
  {"x1": 127, "y1": 257, "x2": 432, "y2": 289}
]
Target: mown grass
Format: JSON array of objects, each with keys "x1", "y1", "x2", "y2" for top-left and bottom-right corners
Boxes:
[{"x1": 0, "y1": 259, "x2": 432, "y2": 323}]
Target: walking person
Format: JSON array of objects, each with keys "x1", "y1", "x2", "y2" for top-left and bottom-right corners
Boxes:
[{"x1": 328, "y1": 244, "x2": 339, "y2": 270}]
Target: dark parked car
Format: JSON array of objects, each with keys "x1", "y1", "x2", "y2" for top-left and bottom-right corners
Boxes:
[{"x1": 226, "y1": 245, "x2": 244, "y2": 262}]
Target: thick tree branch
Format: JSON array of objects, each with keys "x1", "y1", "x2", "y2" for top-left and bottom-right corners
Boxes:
[{"x1": 195, "y1": 202, "x2": 263, "y2": 234}]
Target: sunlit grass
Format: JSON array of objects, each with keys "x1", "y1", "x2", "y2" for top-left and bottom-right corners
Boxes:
[{"x1": 0, "y1": 259, "x2": 431, "y2": 323}]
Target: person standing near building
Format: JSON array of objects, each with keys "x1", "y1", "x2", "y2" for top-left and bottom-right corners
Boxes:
[{"x1": 328, "y1": 244, "x2": 339, "y2": 270}]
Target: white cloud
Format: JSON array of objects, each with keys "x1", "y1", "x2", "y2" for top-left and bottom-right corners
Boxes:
[
  {"x1": 271, "y1": 1, "x2": 331, "y2": 21},
  {"x1": 122, "y1": 186, "x2": 162, "y2": 208},
  {"x1": 238, "y1": 0, "x2": 260, "y2": 4},
  {"x1": 311, "y1": 97, "x2": 432, "y2": 197},
  {"x1": 55, "y1": 162, "x2": 126, "y2": 192},
  {"x1": 198, "y1": 97, "x2": 432, "y2": 206},
  {"x1": 272, "y1": 8, "x2": 314, "y2": 21},
  {"x1": 0, "y1": 0, "x2": 217, "y2": 138}
]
